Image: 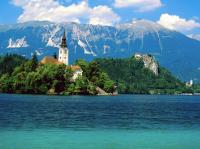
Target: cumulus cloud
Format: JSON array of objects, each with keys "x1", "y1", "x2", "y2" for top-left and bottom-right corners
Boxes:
[
  {"x1": 12, "y1": 0, "x2": 89, "y2": 23},
  {"x1": 89, "y1": 6, "x2": 120, "y2": 26},
  {"x1": 157, "y1": 13, "x2": 200, "y2": 32},
  {"x1": 11, "y1": 0, "x2": 120, "y2": 26},
  {"x1": 114, "y1": 0, "x2": 162, "y2": 12}
]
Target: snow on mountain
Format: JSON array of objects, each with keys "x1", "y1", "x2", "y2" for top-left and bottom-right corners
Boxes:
[
  {"x1": 188, "y1": 34, "x2": 200, "y2": 41},
  {"x1": 7, "y1": 37, "x2": 29, "y2": 48},
  {"x1": 46, "y1": 24, "x2": 61, "y2": 47},
  {"x1": 47, "y1": 38, "x2": 58, "y2": 47},
  {"x1": 116, "y1": 20, "x2": 170, "y2": 52},
  {"x1": 78, "y1": 40, "x2": 96, "y2": 56},
  {"x1": 35, "y1": 49, "x2": 43, "y2": 56},
  {"x1": 103, "y1": 45, "x2": 110, "y2": 54}
]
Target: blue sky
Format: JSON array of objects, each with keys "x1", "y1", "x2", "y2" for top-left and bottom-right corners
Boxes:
[{"x1": 0, "y1": 0, "x2": 200, "y2": 36}]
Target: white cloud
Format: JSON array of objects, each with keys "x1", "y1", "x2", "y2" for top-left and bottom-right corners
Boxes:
[
  {"x1": 89, "y1": 6, "x2": 120, "y2": 26},
  {"x1": 114, "y1": 0, "x2": 162, "y2": 12},
  {"x1": 157, "y1": 13, "x2": 200, "y2": 32},
  {"x1": 11, "y1": 0, "x2": 29, "y2": 6},
  {"x1": 12, "y1": 0, "x2": 89, "y2": 23},
  {"x1": 11, "y1": 0, "x2": 120, "y2": 26}
]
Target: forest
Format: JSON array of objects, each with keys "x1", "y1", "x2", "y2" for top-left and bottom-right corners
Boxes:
[{"x1": 95, "y1": 57, "x2": 196, "y2": 94}]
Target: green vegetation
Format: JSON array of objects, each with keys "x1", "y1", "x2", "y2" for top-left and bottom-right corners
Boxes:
[
  {"x1": 0, "y1": 54, "x2": 27, "y2": 75},
  {"x1": 0, "y1": 54, "x2": 115, "y2": 95},
  {"x1": 1, "y1": 54, "x2": 200, "y2": 95},
  {"x1": 95, "y1": 57, "x2": 198, "y2": 94},
  {"x1": 75, "y1": 60, "x2": 115, "y2": 94},
  {"x1": 190, "y1": 84, "x2": 200, "y2": 94}
]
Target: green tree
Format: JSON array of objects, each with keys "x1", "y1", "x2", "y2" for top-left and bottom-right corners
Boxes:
[
  {"x1": 96, "y1": 72, "x2": 115, "y2": 93},
  {"x1": 88, "y1": 61, "x2": 101, "y2": 83},
  {"x1": 31, "y1": 53, "x2": 38, "y2": 71},
  {"x1": 0, "y1": 74, "x2": 13, "y2": 93},
  {"x1": 71, "y1": 76, "x2": 96, "y2": 95},
  {"x1": 0, "y1": 54, "x2": 27, "y2": 75},
  {"x1": 76, "y1": 59, "x2": 89, "y2": 77}
]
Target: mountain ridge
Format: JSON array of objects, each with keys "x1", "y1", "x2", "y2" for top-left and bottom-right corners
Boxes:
[{"x1": 0, "y1": 20, "x2": 200, "y2": 82}]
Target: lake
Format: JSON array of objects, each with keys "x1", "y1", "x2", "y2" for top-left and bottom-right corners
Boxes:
[{"x1": 0, "y1": 94, "x2": 200, "y2": 149}]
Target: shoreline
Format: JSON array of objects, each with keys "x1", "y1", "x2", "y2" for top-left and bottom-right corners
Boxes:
[{"x1": 0, "y1": 92, "x2": 199, "y2": 96}]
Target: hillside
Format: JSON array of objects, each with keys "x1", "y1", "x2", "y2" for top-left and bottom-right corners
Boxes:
[
  {"x1": 1, "y1": 20, "x2": 200, "y2": 82},
  {"x1": 95, "y1": 56, "x2": 191, "y2": 94}
]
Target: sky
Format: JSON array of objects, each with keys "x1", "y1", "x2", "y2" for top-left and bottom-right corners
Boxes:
[{"x1": 0, "y1": 0, "x2": 200, "y2": 36}]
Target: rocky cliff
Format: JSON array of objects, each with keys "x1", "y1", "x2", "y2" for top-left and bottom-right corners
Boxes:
[{"x1": 135, "y1": 54, "x2": 158, "y2": 75}]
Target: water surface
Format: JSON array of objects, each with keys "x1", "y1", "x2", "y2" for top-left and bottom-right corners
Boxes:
[{"x1": 0, "y1": 94, "x2": 200, "y2": 148}]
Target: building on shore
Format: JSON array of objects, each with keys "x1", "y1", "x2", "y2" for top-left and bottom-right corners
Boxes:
[{"x1": 186, "y1": 80, "x2": 193, "y2": 87}]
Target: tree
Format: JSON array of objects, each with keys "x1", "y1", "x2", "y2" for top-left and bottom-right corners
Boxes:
[
  {"x1": 0, "y1": 54, "x2": 27, "y2": 75},
  {"x1": 76, "y1": 59, "x2": 89, "y2": 77},
  {"x1": 88, "y1": 61, "x2": 101, "y2": 83},
  {"x1": 71, "y1": 76, "x2": 96, "y2": 95},
  {"x1": 0, "y1": 74, "x2": 13, "y2": 93},
  {"x1": 96, "y1": 72, "x2": 115, "y2": 93},
  {"x1": 31, "y1": 53, "x2": 38, "y2": 71}
]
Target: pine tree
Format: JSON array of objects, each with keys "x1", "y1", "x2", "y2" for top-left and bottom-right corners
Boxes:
[{"x1": 31, "y1": 53, "x2": 38, "y2": 71}]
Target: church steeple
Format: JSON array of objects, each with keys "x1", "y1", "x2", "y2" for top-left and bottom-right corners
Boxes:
[
  {"x1": 60, "y1": 30, "x2": 67, "y2": 48},
  {"x1": 58, "y1": 29, "x2": 69, "y2": 65}
]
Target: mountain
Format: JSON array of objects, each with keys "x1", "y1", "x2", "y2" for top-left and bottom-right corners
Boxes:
[{"x1": 0, "y1": 20, "x2": 200, "y2": 82}]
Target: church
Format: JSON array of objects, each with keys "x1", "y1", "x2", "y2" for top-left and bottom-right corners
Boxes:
[{"x1": 40, "y1": 30, "x2": 83, "y2": 81}]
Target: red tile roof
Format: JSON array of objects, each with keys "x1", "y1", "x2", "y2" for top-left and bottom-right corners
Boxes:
[{"x1": 40, "y1": 57, "x2": 64, "y2": 65}]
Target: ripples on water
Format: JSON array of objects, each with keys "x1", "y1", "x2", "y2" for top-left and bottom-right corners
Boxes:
[{"x1": 0, "y1": 94, "x2": 200, "y2": 130}]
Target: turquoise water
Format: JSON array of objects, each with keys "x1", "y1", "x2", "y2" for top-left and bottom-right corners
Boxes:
[
  {"x1": 1, "y1": 130, "x2": 200, "y2": 149},
  {"x1": 0, "y1": 94, "x2": 200, "y2": 148}
]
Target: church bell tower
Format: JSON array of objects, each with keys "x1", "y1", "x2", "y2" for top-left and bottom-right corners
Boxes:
[{"x1": 58, "y1": 30, "x2": 69, "y2": 65}]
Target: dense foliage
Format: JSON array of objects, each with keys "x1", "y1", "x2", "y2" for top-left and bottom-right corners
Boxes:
[
  {"x1": 0, "y1": 54, "x2": 27, "y2": 75},
  {"x1": 1, "y1": 54, "x2": 199, "y2": 95},
  {"x1": 76, "y1": 59, "x2": 115, "y2": 93},
  {"x1": 0, "y1": 55, "x2": 115, "y2": 95},
  {"x1": 95, "y1": 57, "x2": 195, "y2": 94}
]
